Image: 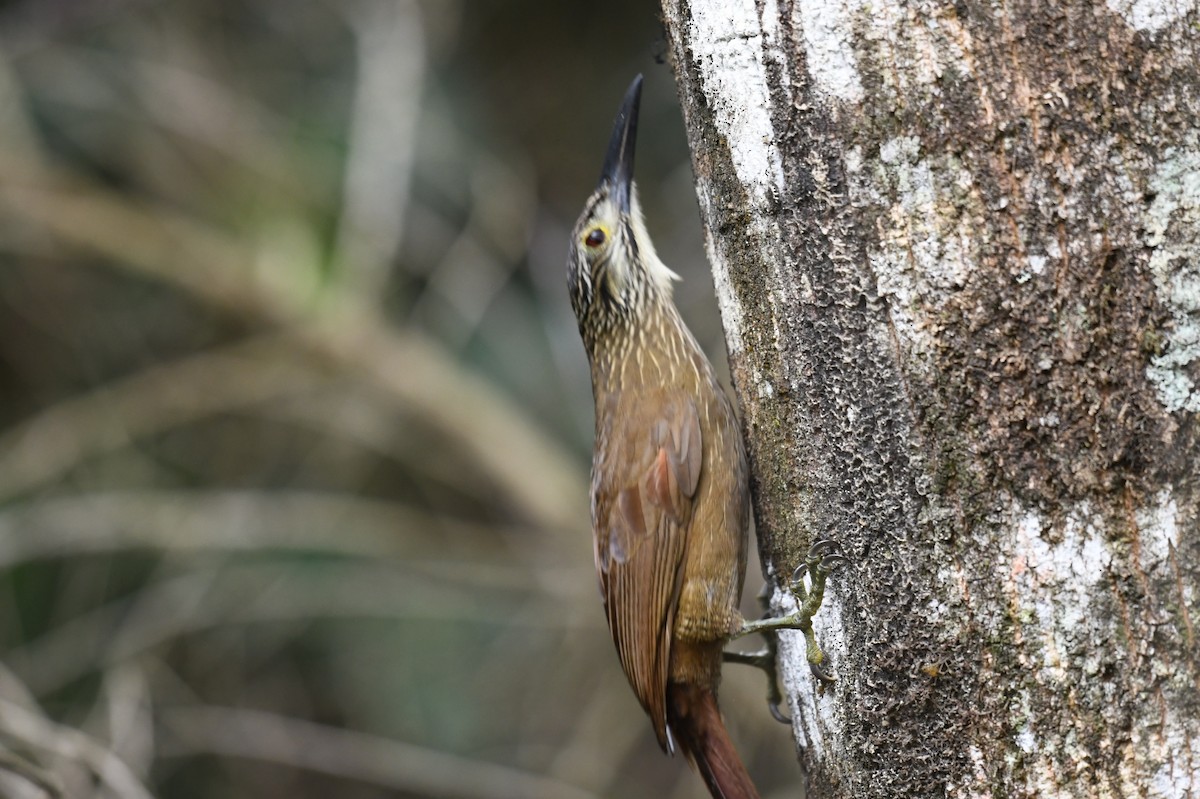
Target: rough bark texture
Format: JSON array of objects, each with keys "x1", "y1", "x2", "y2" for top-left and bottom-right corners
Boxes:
[{"x1": 660, "y1": 1, "x2": 1200, "y2": 797}]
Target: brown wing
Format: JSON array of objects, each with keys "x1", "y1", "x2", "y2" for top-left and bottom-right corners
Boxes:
[{"x1": 593, "y1": 391, "x2": 703, "y2": 752}]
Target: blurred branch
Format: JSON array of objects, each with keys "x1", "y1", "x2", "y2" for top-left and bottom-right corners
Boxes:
[
  {"x1": 19, "y1": 44, "x2": 307, "y2": 205},
  {"x1": 0, "y1": 690, "x2": 154, "y2": 799},
  {"x1": 413, "y1": 157, "x2": 536, "y2": 350},
  {"x1": 0, "y1": 662, "x2": 61, "y2": 797},
  {"x1": 9, "y1": 550, "x2": 595, "y2": 696},
  {"x1": 0, "y1": 331, "x2": 553, "y2": 532},
  {"x1": 0, "y1": 163, "x2": 587, "y2": 534},
  {"x1": 332, "y1": 0, "x2": 425, "y2": 298},
  {"x1": 271, "y1": 392, "x2": 507, "y2": 505},
  {"x1": 0, "y1": 336, "x2": 329, "y2": 503},
  {"x1": 545, "y1": 668, "x2": 647, "y2": 794},
  {"x1": 313, "y1": 315, "x2": 586, "y2": 535},
  {"x1": 159, "y1": 705, "x2": 601, "y2": 799},
  {"x1": 0, "y1": 48, "x2": 44, "y2": 164},
  {"x1": 0, "y1": 489, "x2": 539, "y2": 567},
  {"x1": 96, "y1": 665, "x2": 156, "y2": 783},
  {"x1": 0, "y1": 162, "x2": 278, "y2": 317},
  {"x1": 0, "y1": 749, "x2": 61, "y2": 799}
]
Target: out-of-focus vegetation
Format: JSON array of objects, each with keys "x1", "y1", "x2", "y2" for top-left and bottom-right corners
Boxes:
[{"x1": 0, "y1": 1, "x2": 797, "y2": 797}]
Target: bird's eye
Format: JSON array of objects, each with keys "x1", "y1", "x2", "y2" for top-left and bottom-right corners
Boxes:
[{"x1": 585, "y1": 228, "x2": 606, "y2": 248}]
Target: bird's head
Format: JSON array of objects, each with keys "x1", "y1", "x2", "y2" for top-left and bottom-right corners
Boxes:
[{"x1": 567, "y1": 74, "x2": 678, "y2": 340}]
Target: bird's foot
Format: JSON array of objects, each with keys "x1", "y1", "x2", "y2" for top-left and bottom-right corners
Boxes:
[
  {"x1": 796, "y1": 538, "x2": 849, "y2": 581},
  {"x1": 733, "y1": 540, "x2": 845, "y2": 682},
  {"x1": 723, "y1": 583, "x2": 790, "y2": 723}
]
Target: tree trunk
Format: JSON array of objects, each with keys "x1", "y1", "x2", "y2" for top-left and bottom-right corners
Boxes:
[{"x1": 660, "y1": 1, "x2": 1200, "y2": 796}]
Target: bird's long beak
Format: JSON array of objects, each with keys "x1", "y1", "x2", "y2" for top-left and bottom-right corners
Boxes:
[{"x1": 598, "y1": 74, "x2": 642, "y2": 214}]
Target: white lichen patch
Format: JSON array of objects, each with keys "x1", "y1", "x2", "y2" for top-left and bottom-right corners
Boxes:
[
  {"x1": 1143, "y1": 133, "x2": 1200, "y2": 412},
  {"x1": 756, "y1": 369, "x2": 775, "y2": 398},
  {"x1": 687, "y1": 0, "x2": 785, "y2": 216},
  {"x1": 686, "y1": 0, "x2": 795, "y2": 356},
  {"x1": 1008, "y1": 504, "x2": 1111, "y2": 675},
  {"x1": 1130, "y1": 703, "x2": 1200, "y2": 799},
  {"x1": 1137, "y1": 131, "x2": 1200, "y2": 410},
  {"x1": 794, "y1": 0, "x2": 976, "y2": 106},
  {"x1": 1105, "y1": 0, "x2": 1198, "y2": 33},
  {"x1": 972, "y1": 495, "x2": 1200, "y2": 796},
  {"x1": 794, "y1": 0, "x2": 865, "y2": 103},
  {"x1": 978, "y1": 504, "x2": 1110, "y2": 797},
  {"x1": 1135, "y1": 489, "x2": 1180, "y2": 566},
  {"x1": 1015, "y1": 254, "x2": 1048, "y2": 284},
  {"x1": 860, "y1": 135, "x2": 977, "y2": 365},
  {"x1": 1150, "y1": 740, "x2": 1200, "y2": 797},
  {"x1": 857, "y1": 1, "x2": 976, "y2": 106}
]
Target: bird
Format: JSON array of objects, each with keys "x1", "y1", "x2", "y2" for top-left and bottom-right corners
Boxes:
[{"x1": 567, "y1": 74, "x2": 843, "y2": 799}]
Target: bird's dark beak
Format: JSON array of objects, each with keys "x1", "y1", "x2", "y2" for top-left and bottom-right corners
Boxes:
[{"x1": 598, "y1": 74, "x2": 642, "y2": 214}]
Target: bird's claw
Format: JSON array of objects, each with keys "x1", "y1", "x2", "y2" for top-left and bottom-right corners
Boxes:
[
  {"x1": 789, "y1": 561, "x2": 808, "y2": 586},
  {"x1": 808, "y1": 653, "x2": 837, "y2": 683},
  {"x1": 807, "y1": 539, "x2": 847, "y2": 574},
  {"x1": 790, "y1": 540, "x2": 846, "y2": 591}
]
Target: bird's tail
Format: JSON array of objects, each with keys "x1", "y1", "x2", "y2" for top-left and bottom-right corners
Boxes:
[{"x1": 667, "y1": 681, "x2": 760, "y2": 799}]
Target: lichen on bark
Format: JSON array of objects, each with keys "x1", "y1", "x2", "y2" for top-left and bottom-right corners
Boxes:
[{"x1": 661, "y1": 0, "x2": 1200, "y2": 796}]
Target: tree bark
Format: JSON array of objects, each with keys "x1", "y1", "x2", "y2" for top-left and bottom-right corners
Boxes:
[{"x1": 660, "y1": 1, "x2": 1200, "y2": 796}]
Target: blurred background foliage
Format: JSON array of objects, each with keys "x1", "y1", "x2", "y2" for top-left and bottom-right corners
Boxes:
[{"x1": 0, "y1": 1, "x2": 797, "y2": 797}]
